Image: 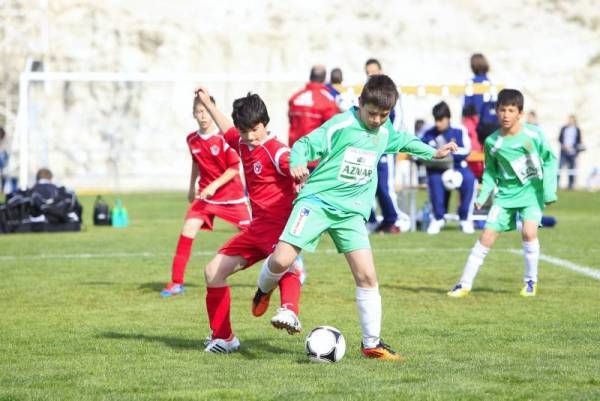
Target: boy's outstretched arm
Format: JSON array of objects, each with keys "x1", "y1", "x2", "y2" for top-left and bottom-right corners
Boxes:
[
  {"x1": 475, "y1": 143, "x2": 498, "y2": 209},
  {"x1": 434, "y1": 142, "x2": 458, "y2": 159},
  {"x1": 539, "y1": 135, "x2": 558, "y2": 204},
  {"x1": 195, "y1": 87, "x2": 234, "y2": 133}
]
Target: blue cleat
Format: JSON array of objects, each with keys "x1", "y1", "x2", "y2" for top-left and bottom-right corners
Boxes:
[{"x1": 160, "y1": 282, "x2": 184, "y2": 297}]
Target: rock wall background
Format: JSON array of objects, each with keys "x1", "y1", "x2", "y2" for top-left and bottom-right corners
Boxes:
[{"x1": 2, "y1": 0, "x2": 599, "y2": 190}]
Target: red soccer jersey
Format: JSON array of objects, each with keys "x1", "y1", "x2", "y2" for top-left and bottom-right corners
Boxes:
[
  {"x1": 223, "y1": 127, "x2": 296, "y2": 221},
  {"x1": 186, "y1": 128, "x2": 246, "y2": 204},
  {"x1": 288, "y1": 82, "x2": 339, "y2": 147}
]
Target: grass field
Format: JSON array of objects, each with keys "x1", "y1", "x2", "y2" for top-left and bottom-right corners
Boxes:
[{"x1": 1, "y1": 190, "x2": 599, "y2": 401}]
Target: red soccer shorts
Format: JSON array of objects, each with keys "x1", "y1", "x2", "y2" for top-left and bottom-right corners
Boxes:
[
  {"x1": 185, "y1": 200, "x2": 251, "y2": 231},
  {"x1": 218, "y1": 216, "x2": 287, "y2": 268}
]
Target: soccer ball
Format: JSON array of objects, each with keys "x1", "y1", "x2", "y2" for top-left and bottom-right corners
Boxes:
[
  {"x1": 441, "y1": 169, "x2": 463, "y2": 190},
  {"x1": 305, "y1": 326, "x2": 346, "y2": 363}
]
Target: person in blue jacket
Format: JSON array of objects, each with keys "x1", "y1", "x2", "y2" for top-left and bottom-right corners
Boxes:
[{"x1": 421, "y1": 102, "x2": 476, "y2": 234}]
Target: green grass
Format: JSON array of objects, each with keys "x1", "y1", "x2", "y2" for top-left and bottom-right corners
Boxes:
[{"x1": 1, "y1": 190, "x2": 599, "y2": 401}]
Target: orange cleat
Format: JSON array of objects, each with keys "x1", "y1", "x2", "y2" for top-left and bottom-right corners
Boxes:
[
  {"x1": 251, "y1": 288, "x2": 273, "y2": 317},
  {"x1": 361, "y1": 341, "x2": 404, "y2": 362}
]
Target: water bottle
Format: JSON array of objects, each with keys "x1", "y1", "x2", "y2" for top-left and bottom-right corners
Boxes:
[
  {"x1": 420, "y1": 201, "x2": 431, "y2": 231},
  {"x1": 111, "y1": 199, "x2": 129, "y2": 228}
]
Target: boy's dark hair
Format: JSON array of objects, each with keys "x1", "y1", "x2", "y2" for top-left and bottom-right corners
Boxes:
[
  {"x1": 330, "y1": 67, "x2": 343, "y2": 84},
  {"x1": 432, "y1": 101, "x2": 451, "y2": 121},
  {"x1": 365, "y1": 58, "x2": 382, "y2": 70},
  {"x1": 462, "y1": 104, "x2": 477, "y2": 117},
  {"x1": 309, "y1": 65, "x2": 327, "y2": 83},
  {"x1": 496, "y1": 89, "x2": 524, "y2": 112},
  {"x1": 470, "y1": 53, "x2": 489, "y2": 75},
  {"x1": 231, "y1": 93, "x2": 270, "y2": 131},
  {"x1": 36, "y1": 168, "x2": 53, "y2": 181},
  {"x1": 359, "y1": 74, "x2": 398, "y2": 110},
  {"x1": 193, "y1": 94, "x2": 215, "y2": 112}
]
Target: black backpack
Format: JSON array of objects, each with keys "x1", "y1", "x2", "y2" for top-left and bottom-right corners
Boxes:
[
  {"x1": 30, "y1": 183, "x2": 82, "y2": 224},
  {"x1": 93, "y1": 196, "x2": 111, "y2": 225}
]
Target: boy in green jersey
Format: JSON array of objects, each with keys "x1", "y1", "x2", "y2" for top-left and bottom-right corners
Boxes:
[
  {"x1": 252, "y1": 75, "x2": 457, "y2": 361},
  {"x1": 447, "y1": 89, "x2": 558, "y2": 298}
]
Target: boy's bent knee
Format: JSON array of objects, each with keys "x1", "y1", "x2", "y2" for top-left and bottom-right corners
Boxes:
[{"x1": 204, "y1": 261, "x2": 226, "y2": 286}]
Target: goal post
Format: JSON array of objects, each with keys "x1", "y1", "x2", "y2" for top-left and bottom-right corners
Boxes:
[{"x1": 13, "y1": 71, "x2": 500, "y2": 199}]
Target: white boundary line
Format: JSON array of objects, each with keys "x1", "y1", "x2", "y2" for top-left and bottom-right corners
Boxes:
[
  {"x1": 0, "y1": 247, "x2": 472, "y2": 261},
  {"x1": 2, "y1": 248, "x2": 599, "y2": 281},
  {"x1": 509, "y1": 249, "x2": 600, "y2": 281}
]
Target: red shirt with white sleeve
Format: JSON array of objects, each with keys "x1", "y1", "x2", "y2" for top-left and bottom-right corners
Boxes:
[
  {"x1": 288, "y1": 82, "x2": 339, "y2": 147},
  {"x1": 186, "y1": 128, "x2": 246, "y2": 204},
  {"x1": 223, "y1": 127, "x2": 295, "y2": 222}
]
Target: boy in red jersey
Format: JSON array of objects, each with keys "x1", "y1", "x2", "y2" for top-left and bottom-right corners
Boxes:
[
  {"x1": 195, "y1": 87, "x2": 304, "y2": 353},
  {"x1": 160, "y1": 95, "x2": 251, "y2": 297}
]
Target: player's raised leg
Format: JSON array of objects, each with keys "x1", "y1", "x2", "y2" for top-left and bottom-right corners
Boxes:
[
  {"x1": 345, "y1": 249, "x2": 403, "y2": 361},
  {"x1": 203, "y1": 253, "x2": 247, "y2": 353},
  {"x1": 161, "y1": 218, "x2": 203, "y2": 297}
]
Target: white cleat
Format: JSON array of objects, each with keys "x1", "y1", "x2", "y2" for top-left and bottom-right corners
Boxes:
[
  {"x1": 460, "y1": 220, "x2": 475, "y2": 234},
  {"x1": 427, "y1": 218, "x2": 445, "y2": 235},
  {"x1": 204, "y1": 336, "x2": 240, "y2": 353},
  {"x1": 270, "y1": 307, "x2": 302, "y2": 334}
]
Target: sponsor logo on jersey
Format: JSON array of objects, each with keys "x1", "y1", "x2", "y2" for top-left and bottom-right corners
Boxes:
[
  {"x1": 253, "y1": 161, "x2": 262, "y2": 174},
  {"x1": 192, "y1": 149, "x2": 201, "y2": 154},
  {"x1": 290, "y1": 207, "x2": 310, "y2": 236},
  {"x1": 210, "y1": 145, "x2": 220, "y2": 156}
]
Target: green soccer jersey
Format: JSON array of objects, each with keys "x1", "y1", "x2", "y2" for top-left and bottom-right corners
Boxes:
[
  {"x1": 290, "y1": 107, "x2": 436, "y2": 220},
  {"x1": 477, "y1": 123, "x2": 558, "y2": 209}
]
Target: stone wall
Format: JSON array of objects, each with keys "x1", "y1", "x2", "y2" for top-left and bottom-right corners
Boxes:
[{"x1": 3, "y1": 0, "x2": 599, "y2": 190}]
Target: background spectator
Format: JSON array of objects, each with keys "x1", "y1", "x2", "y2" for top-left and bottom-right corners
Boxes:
[
  {"x1": 463, "y1": 53, "x2": 499, "y2": 145},
  {"x1": 288, "y1": 64, "x2": 339, "y2": 151},
  {"x1": 420, "y1": 102, "x2": 475, "y2": 235},
  {"x1": 363, "y1": 58, "x2": 408, "y2": 233},
  {"x1": 558, "y1": 114, "x2": 584, "y2": 190}
]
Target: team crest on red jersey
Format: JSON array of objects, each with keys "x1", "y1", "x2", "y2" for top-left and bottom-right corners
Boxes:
[
  {"x1": 210, "y1": 145, "x2": 220, "y2": 156},
  {"x1": 253, "y1": 161, "x2": 263, "y2": 174}
]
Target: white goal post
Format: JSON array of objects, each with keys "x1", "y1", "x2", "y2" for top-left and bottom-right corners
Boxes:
[{"x1": 14, "y1": 71, "x2": 500, "y2": 193}]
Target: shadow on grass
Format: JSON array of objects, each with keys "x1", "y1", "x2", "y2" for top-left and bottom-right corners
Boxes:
[
  {"x1": 100, "y1": 331, "x2": 202, "y2": 349},
  {"x1": 380, "y1": 284, "x2": 511, "y2": 294},
  {"x1": 99, "y1": 332, "x2": 290, "y2": 359}
]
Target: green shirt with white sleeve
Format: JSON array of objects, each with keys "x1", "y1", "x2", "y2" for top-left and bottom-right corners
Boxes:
[
  {"x1": 290, "y1": 107, "x2": 436, "y2": 220},
  {"x1": 477, "y1": 123, "x2": 558, "y2": 209}
]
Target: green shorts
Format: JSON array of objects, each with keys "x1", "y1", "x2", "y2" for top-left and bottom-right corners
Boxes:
[
  {"x1": 484, "y1": 204, "x2": 543, "y2": 232},
  {"x1": 279, "y1": 198, "x2": 370, "y2": 253}
]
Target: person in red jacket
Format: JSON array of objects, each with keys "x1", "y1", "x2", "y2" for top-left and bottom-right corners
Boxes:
[{"x1": 288, "y1": 65, "x2": 339, "y2": 150}]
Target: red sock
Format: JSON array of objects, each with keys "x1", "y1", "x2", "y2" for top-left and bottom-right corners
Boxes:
[
  {"x1": 279, "y1": 270, "x2": 301, "y2": 315},
  {"x1": 171, "y1": 235, "x2": 194, "y2": 284},
  {"x1": 205, "y1": 286, "x2": 232, "y2": 340}
]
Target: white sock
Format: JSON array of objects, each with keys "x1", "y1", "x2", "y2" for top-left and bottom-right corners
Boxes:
[
  {"x1": 459, "y1": 241, "x2": 490, "y2": 289},
  {"x1": 257, "y1": 256, "x2": 286, "y2": 293},
  {"x1": 523, "y1": 239, "x2": 540, "y2": 283},
  {"x1": 356, "y1": 286, "x2": 381, "y2": 348}
]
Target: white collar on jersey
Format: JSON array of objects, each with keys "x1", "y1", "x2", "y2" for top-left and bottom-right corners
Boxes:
[{"x1": 196, "y1": 127, "x2": 220, "y2": 139}]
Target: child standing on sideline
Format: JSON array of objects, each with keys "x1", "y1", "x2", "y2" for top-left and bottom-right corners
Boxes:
[
  {"x1": 160, "y1": 95, "x2": 250, "y2": 297},
  {"x1": 252, "y1": 75, "x2": 457, "y2": 361},
  {"x1": 447, "y1": 89, "x2": 558, "y2": 298},
  {"x1": 195, "y1": 88, "x2": 304, "y2": 353}
]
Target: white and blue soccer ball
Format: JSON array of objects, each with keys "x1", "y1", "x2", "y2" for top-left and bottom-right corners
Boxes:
[
  {"x1": 305, "y1": 326, "x2": 346, "y2": 363},
  {"x1": 442, "y1": 169, "x2": 463, "y2": 190}
]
